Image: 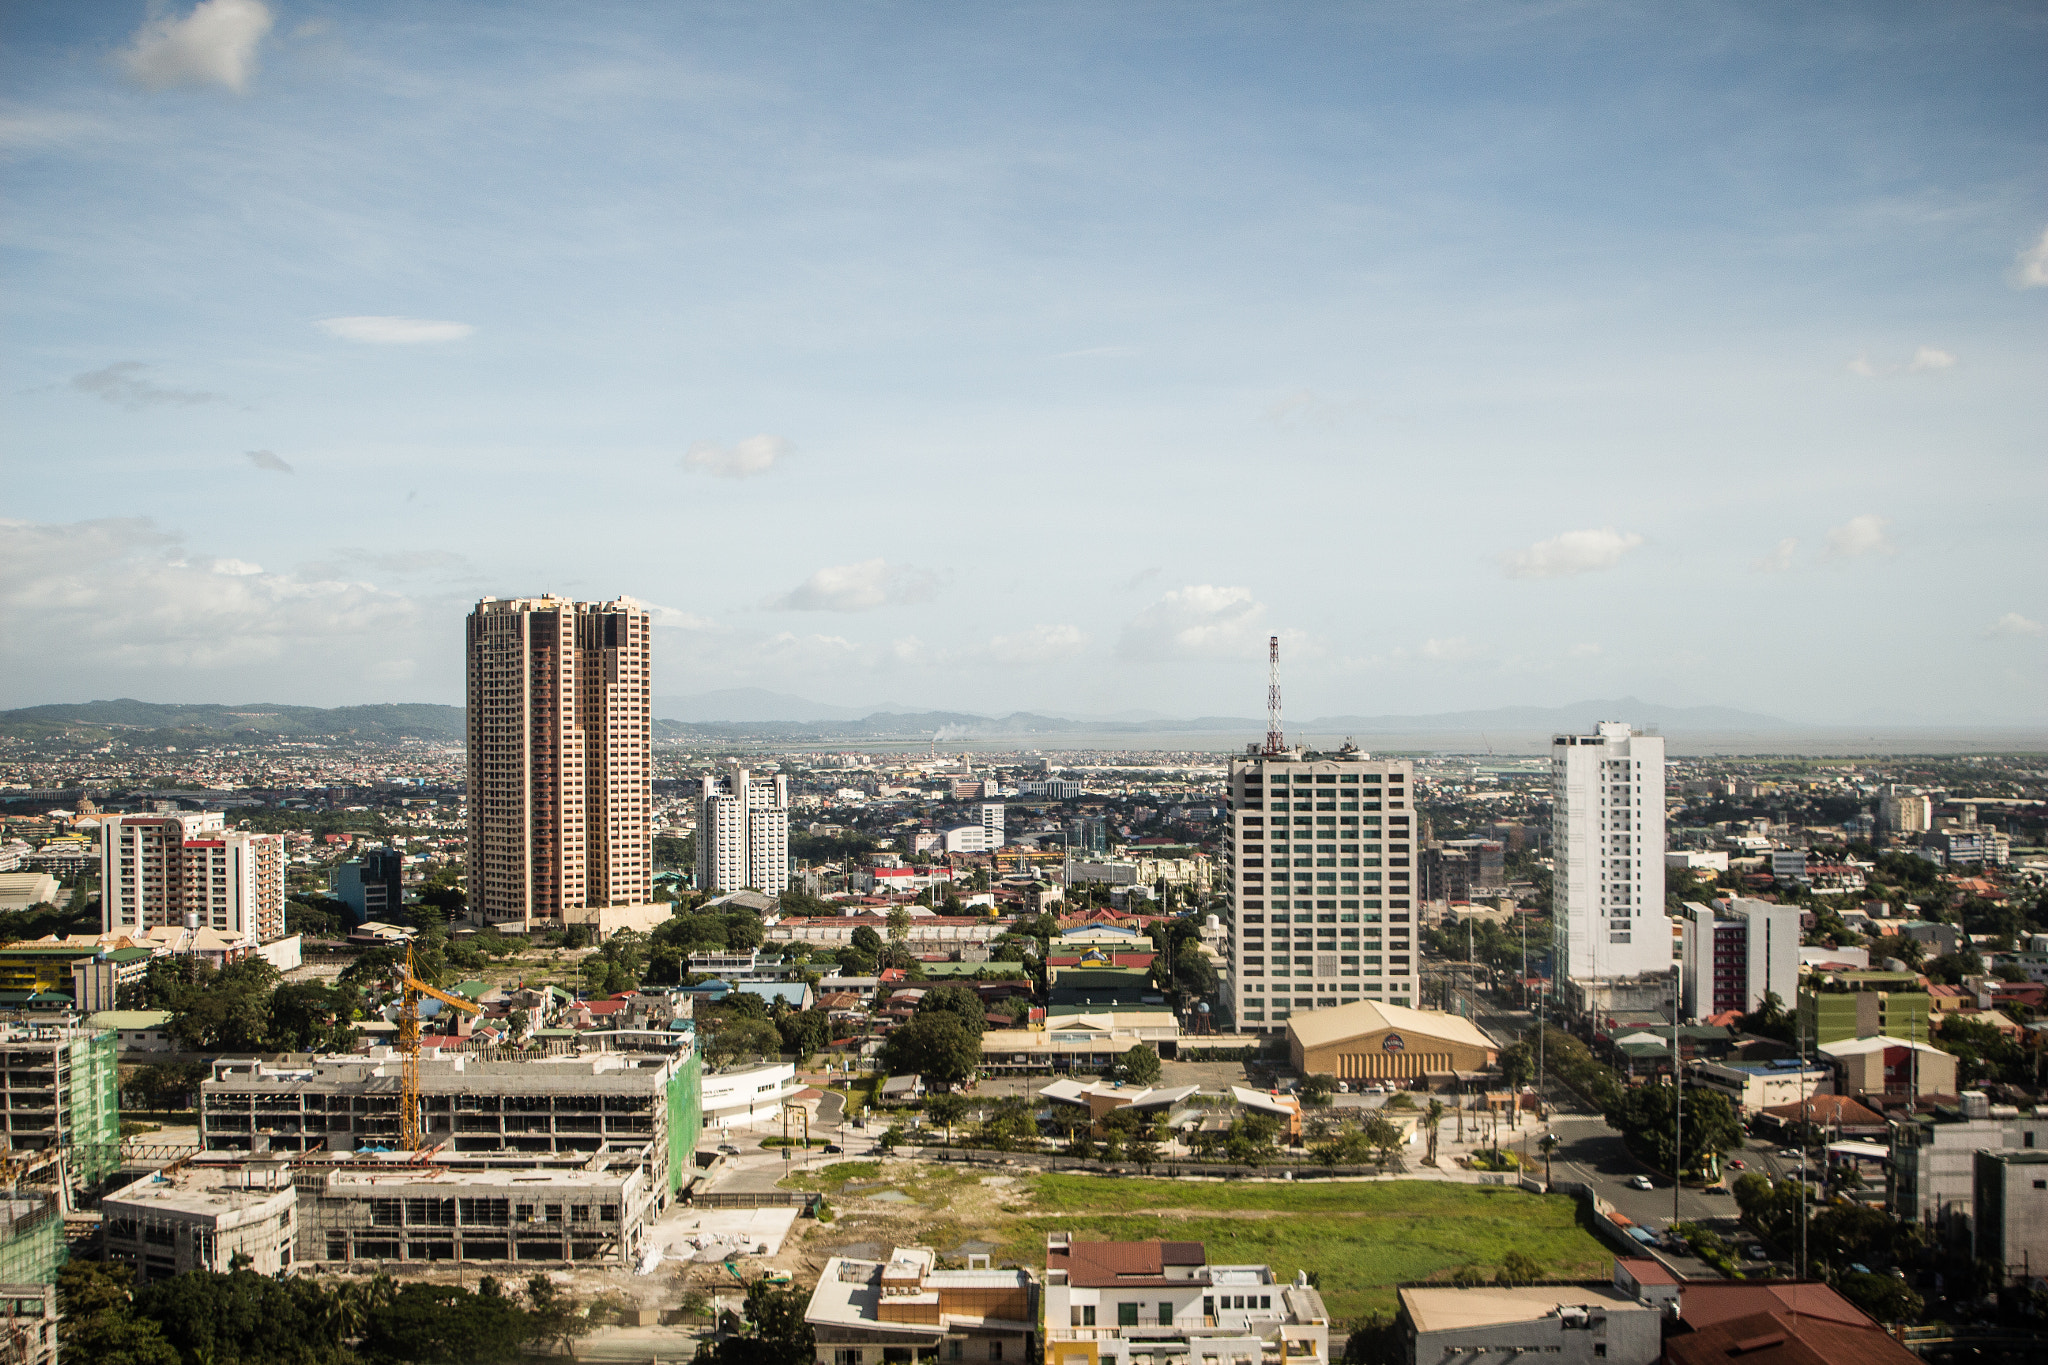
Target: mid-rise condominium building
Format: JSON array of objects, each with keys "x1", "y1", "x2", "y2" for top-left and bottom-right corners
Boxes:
[
  {"x1": 1551, "y1": 722, "x2": 1668, "y2": 986},
  {"x1": 697, "y1": 765, "x2": 790, "y2": 895},
  {"x1": 464, "y1": 596, "x2": 653, "y2": 932},
  {"x1": 1225, "y1": 744, "x2": 1418, "y2": 1032},
  {"x1": 1677, "y1": 897, "x2": 1801, "y2": 1022},
  {"x1": 100, "y1": 813, "x2": 286, "y2": 947}
]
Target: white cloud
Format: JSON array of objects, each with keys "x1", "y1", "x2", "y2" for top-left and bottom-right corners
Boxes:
[
  {"x1": 1987, "y1": 612, "x2": 2044, "y2": 639},
  {"x1": 1753, "y1": 537, "x2": 1798, "y2": 572},
  {"x1": 682, "y1": 434, "x2": 790, "y2": 479},
  {"x1": 1568, "y1": 642, "x2": 1603, "y2": 658},
  {"x1": 1116, "y1": 585, "x2": 1265, "y2": 662},
  {"x1": 120, "y1": 0, "x2": 274, "y2": 93},
  {"x1": 245, "y1": 449, "x2": 292, "y2": 474},
  {"x1": 985, "y1": 624, "x2": 1087, "y2": 667},
  {"x1": 0, "y1": 518, "x2": 422, "y2": 682},
  {"x1": 1499, "y1": 527, "x2": 1644, "y2": 580},
  {"x1": 768, "y1": 558, "x2": 937, "y2": 612},
  {"x1": 1823, "y1": 514, "x2": 1895, "y2": 559},
  {"x1": 70, "y1": 362, "x2": 222, "y2": 411},
  {"x1": 1414, "y1": 636, "x2": 1480, "y2": 663},
  {"x1": 1846, "y1": 347, "x2": 1957, "y2": 378},
  {"x1": 317, "y1": 316, "x2": 476, "y2": 344},
  {"x1": 2016, "y1": 227, "x2": 2048, "y2": 289}
]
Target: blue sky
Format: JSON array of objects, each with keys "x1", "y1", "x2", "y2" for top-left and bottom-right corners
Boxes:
[{"x1": 3, "y1": 1, "x2": 2043, "y2": 722}]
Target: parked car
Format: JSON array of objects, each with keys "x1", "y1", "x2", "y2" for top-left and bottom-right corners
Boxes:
[
  {"x1": 822, "y1": 1144, "x2": 844, "y2": 1154},
  {"x1": 717, "y1": 1144, "x2": 740, "y2": 1156},
  {"x1": 1727, "y1": 1158, "x2": 1746, "y2": 1170},
  {"x1": 1745, "y1": 1246, "x2": 1770, "y2": 1261},
  {"x1": 1630, "y1": 1175, "x2": 1655, "y2": 1190}
]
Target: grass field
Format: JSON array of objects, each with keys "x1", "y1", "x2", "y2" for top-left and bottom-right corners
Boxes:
[{"x1": 1005, "y1": 1176, "x2": 1612, "y2": 1320}]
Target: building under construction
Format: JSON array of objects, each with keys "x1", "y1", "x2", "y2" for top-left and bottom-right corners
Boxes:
[
  {"x1": 182, "y1": 1041, "x2": 703, "y2": 1269},
  {"x1": 0, "y1": 1023, "x2": 120, "y2": 1188}
]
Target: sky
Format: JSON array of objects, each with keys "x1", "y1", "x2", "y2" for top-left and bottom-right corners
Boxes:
[{"x1": 2, "y1": 1, "x2": 2043, "y2": 724}]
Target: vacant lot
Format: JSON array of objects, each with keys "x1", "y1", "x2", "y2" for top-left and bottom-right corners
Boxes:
[{"x1": 783, "y1": 1165, "x2": 1612, "y2": 1322}]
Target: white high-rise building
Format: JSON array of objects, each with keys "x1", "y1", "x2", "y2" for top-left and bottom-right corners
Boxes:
[
  {"x1": 101, "y1": 813, "x2": 285, "y2": 946},
  {"x1": 698, "y1": 766, "x2": 790, "y2": 895},
  {"x1": 1552, "y1": 721, "x2": 1668, "y2": 985},
  {"x1": 978, "y1": 802, "x2": 1005, "y2": 848},
  {"x1": 1225, "y1": 743, "x2": 1419, "y2": 1032}
]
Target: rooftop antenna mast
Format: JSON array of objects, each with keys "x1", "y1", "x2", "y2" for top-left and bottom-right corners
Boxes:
[{"x1": 1263, "y1": 635, "x2": 1285, "y2": 756}]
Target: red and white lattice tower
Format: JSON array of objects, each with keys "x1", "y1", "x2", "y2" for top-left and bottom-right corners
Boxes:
[{"x1": 1262, "y1": 634, "x2": 1285, "y2": 755}]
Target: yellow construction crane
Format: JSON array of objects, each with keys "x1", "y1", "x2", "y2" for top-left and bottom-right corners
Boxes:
[{"x1": 397, "y1": 943, "x2": 483, "y2": 1151}]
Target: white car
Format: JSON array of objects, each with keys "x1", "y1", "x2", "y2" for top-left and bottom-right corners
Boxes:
[{"x1": 1630, "y1": 1176, "x2": 1655, "y2": 1191}]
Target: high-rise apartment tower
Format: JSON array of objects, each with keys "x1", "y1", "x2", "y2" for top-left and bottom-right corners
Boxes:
[
  {"x1": 1226, "y1": 743, "x2": 1419, "y2": 1032},
  {"x1": 697, "y1": 765, "x2": 790, "y2": 895},
  {"x1": 464, "y1": 596, "x2": 653, "y2": 932},
  {"x1": 1551, "y1": 721, "x2": 1668, "y2": 985}
]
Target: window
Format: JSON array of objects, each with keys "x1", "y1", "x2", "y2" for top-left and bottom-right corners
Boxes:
[
  {"x1": 949, "y1": 1342, "x2": 964, "y2": 1361},
  {"x1": 1159, "y1": 1303, "x2": 1174, "y2": 1325},
  {"x1": 990, "y1": 1344, "x2": 1003, "y2": 1362},
  {"x1": 1075, "y1": 1306, "x2": 1096, "y2": 1327},
  {"x1": 1119, "y1": 1303, "x2": 1140, "y2": 1327}
]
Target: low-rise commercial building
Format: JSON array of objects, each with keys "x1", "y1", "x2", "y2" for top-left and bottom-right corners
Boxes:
[
  {"x1": 1798, "y1": 980, "x2": 1931, "y2": 1047},
  {"x1": 1043, "y1": 1234, "x2": 1329, "y2": 1365},
  {"x1": 805, "y1": 1246, "x2": 1037, "y2": 1365},
  {"x1": 1286, "y1": 1000, "x2": 1495, "y2": 1084},
  {"x1": 1890, "y1": 1098, "x2": 2048, "y2": 1245},
  {"x1": 1687, "y1": 1058, "x2": 1830, "y2": 1116},
  {"x1": 1818, "y1": 1035, "x2": 1955, "y2": 1102},
  {"x1": 1396, "y1": 1278, "x2": 1662, "y2": 1365},
  {"x1": 1973, "y1": 1149, "x2": 2048, "y2": 1275}
]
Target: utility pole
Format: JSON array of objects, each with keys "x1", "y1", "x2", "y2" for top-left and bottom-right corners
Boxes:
[{"x1": 1672, "y1": 967, "x2": 1683, "y2": 1227}]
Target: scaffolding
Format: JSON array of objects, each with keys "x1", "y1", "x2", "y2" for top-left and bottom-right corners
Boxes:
[{"x1": 0, "y1": 1201, "x2": 61, "y2": 1288}]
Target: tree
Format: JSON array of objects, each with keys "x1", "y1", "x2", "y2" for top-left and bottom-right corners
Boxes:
[
  {"x1": 914, "y1": 984, "x2": 988, "y2": 1037},
  {"x1": 882, "y1": 1013, "x2": 980, "y2": 1087},
  {"x1": 1424, "y1": 1099, "x2": 1446, "y2": 1166},
  {"x1": 775, "y1": 1009, "x2": 832, "y2": 1060},
  {"x1": 926, "y1": 1093, "x2": 970, "y2": 1143},
  {"x1": 1605, "y1": 1084, "x2": 1740, "y2": 1176},
  {"x1": 886, "y1": 905, "x2": 911, "y2": 942},
  {"x1": 523, "y1": 1275, "x2": 592, "y2": 1357},
  {"x1": 1363, "y1": 1114, "x2": 1402, "y2": 1166},
  {"x1": 1298, "y1": 1074, "x2": 1336, "y2": 1108},
  {"x1": 1116, "y1": 1045, "x2": 1161, "y2": 1086},
  {"x1": 57, "y1": 1261, "x2": 177, "y2": 1365},
  {"x1": 851, "y1": 926, "x2": 884, "y2": 957}
]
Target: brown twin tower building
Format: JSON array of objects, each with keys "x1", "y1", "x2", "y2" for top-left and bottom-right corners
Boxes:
[{"x1": 463, "y1": 596, "x2": 659, "y2": 936}]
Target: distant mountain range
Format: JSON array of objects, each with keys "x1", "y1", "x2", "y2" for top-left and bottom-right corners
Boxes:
[
  {"x1": 650, "y1": 695, "x2": 1796, "y2": 739},
  {"x1": 0, "y1": 699, "x2": 466, "y2": 745},
  {"x1": 0, "y1": 694, "x2": 1800, "y2": 748}
]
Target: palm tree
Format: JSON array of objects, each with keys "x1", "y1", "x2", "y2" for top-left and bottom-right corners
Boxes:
[
  {"x1": 1424, "y1": 1100, "x2": 1445, "y2": 1167},
  {"x1": 1537, "y1": 1132, "x2": 1561, "y2": 1193}
]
